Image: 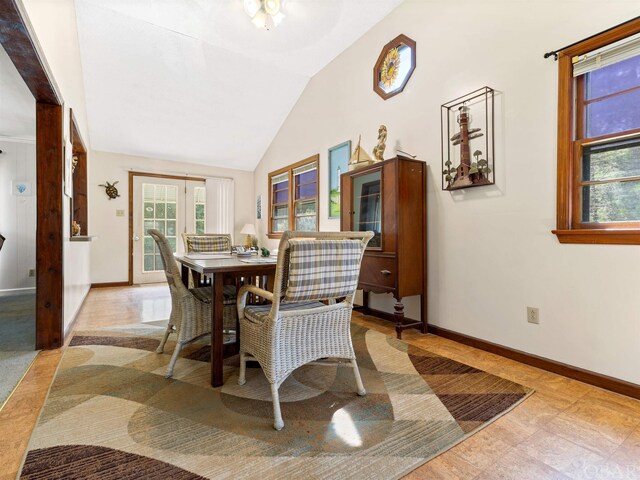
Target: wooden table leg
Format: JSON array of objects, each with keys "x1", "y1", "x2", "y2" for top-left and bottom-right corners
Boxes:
[{"x1": 211, "y1": 273, "x2": 224, "y2": 387}]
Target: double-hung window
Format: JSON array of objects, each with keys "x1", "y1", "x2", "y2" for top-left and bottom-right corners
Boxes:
[
  {"x1": 554, "y1": 19, "x2": 640, "y2": 244},
  {"x1": 268, "y1": 155, "x2": 319, "y2": 237}
]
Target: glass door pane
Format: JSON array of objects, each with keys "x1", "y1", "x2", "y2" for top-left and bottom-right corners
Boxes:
[
  {"x1": 352, "y1": 170, "x2": 382, "y2": 248},
  {"x1": 143, "y1": 183, "x2": 179, "y2": 272}
]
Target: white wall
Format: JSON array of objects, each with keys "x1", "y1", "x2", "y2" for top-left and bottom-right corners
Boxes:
[
  {"x1": 21, "y1": 0, "x2": 92, "y2": 333},
  {"x1": 0, "y1": 47, "x2": 35, "y2": 141},
  {"x1": 0, "y1": 140, "x2": 36, "y2": 291},
  {"x1": 89, "y1": 150, "x2": 255, "y2": 284},
  {"x1": 254, "y1": 0, "x2": 640, "y2": 384}
]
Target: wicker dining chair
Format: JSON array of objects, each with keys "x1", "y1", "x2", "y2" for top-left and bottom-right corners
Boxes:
[
  {"x1": 181, "y1": 232, "x2": 238, "y2": 332},
  {"x1": 148, "y1": 229, "x2": 236, "y2": 378},
  {"x1": 181, "y1": 233, "x2": 232, "y2": 253},
  {"x1": 237, "y1": 230, "x2": 373, "y2": 430}
]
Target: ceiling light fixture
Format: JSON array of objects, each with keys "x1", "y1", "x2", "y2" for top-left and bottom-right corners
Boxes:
[{"x1": 243, "y1": 0, "x2": 285, "y2": 30}]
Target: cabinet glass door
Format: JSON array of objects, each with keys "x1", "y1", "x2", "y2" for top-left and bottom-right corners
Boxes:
[{"x1": 352, "y1": 170, "x2": 382, "y2": 248}]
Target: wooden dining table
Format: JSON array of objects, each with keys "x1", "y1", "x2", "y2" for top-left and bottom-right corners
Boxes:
[{"x1": 174, "y1": 254, "x2": 277, "y2": 387}]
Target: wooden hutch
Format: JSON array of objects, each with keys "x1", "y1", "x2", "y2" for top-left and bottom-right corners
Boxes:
[{"x1": 340, "y1": 155, "x2": 427, "y2": 338}]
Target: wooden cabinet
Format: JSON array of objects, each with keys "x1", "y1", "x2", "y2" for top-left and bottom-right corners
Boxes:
[{"x1": 341, "y1": 155, "x2": 427, "y2": 338}]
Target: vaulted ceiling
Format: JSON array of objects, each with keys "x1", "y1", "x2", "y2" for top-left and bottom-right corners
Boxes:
[{"x1": 75, "y1": 0, "x2": 404, "y2": 170}]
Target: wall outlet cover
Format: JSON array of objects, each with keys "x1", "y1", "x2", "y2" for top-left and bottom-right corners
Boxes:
[
  {"x1": 527, "y1": 306, "x2": 539, "y2": 324},
  {"x1": 116, "y1": 209, "x2": 125, "y2": 217}
]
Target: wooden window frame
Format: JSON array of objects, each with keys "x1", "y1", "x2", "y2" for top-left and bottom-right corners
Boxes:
[
  {"x1": 553, "y1": 18, "x2": 640, "y2": 245},
  {"x1": 267, "y1": 154, "x2": 319, "y2": 239}
]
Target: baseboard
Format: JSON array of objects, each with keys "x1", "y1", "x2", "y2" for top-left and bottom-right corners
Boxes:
[
  {"x1": 357, "y1": 306, "x2": 640, "y2": 400},
  {"x1": 0, "y1": 287, "x2": 36, "y2": 294},
  {"x1": 90, "y1": 281, "x2": 130, "y2": 288},
  {"x1": 63, "y1": 286, "x2": 91, "y2": 344},
  {"x1": 428, "y1": 324, "x2": 640, "y2": 400}
]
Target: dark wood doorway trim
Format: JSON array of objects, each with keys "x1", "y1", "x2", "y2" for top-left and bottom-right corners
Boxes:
[
  {"x1": 70, "y1": 109, "x2": 88, "y2": 236},
  {"x1": 0, "y1": 0, "x2": 65, "y2": 349},
  {"x1": 128, "y1": 171, "x2": 207, "y2": 285},
  {"x1": 0, "y1": 0, "x2": 60, "y2": 105}
]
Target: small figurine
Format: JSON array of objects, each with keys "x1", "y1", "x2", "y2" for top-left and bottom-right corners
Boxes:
[
  {"x1": 260, "y1": 247, "x2": 270, "y2": 258},
  {"x1": 372, "y1": 125, "x2": 387, "y2": 161},
  {"x1": 348, "y1": 135, "x2": 374, "y2": 171},
  {"x1": 72, "y1": 221, "x2": 81, "y2": 236},
  {"x1": 444, "y1": 106, "x2": 491, "y2": 190},
  {"x1": 99, "y1": 181, "x2": 120, "y2": 200}
]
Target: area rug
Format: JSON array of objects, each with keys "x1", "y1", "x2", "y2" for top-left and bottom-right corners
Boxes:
[
  {"x1": 19, "y1": 323, "x2": 533, "y2": 479},
  {"x1": 0, "y1": 291, "x2": 37, "y2": 409}
]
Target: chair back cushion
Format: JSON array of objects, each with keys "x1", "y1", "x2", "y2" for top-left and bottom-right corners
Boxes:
[
  {"x1": 185, "y1": 235, "x2": 230, "y2": 253},
  {"x1": 283, "y1": 239, "x2": 363, "y2": 302}
]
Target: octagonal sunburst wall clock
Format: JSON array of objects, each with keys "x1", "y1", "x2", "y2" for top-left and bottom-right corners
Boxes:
[{"x1": 373, "y1": 34, "x2": 417, "y2": 100}]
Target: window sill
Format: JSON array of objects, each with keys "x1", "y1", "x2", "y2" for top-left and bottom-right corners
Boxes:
[
  {"x1": 552, "y1": 229, "x2": 640, "y2": 245},
  {"x1": 267, "y1": 233, "x2": 283, "y2": 240}
]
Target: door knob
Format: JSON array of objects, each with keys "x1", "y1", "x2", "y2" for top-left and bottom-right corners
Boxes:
[{"x1": 380, "y1": 270, "x2": 391, "y2": 276}]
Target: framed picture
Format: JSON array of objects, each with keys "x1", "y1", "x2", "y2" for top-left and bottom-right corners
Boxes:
[
  {"x1": 328, "y1": 140, "x2": 351, "y2": 218},
  {"x1": 11, "y1": 180, "x2": 32, "y2": 196},
  {"x1": 256, "y1": 194, "x2": 262, "y2": 219}
]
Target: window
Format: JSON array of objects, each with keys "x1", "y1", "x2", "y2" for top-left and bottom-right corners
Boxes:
[
  {"x1": 268, "y1": 155, "x2": 319, "y2": 237},
  {"x1": 554, "y1": 19, "x2": 640, "y2": 244},
  {"x1": 194, "y1": 186, "x2": 206, "y2": 234},
  {"x1": 143, "y1": 183, "x2": 178, "y2": 272}
]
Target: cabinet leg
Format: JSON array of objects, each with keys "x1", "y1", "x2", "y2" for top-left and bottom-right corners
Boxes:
[
  {"x1": 394, "y1": 300, "x2": 405, "y2": 339},
  {"x1": 362, "y1": 290, "x2": 369, "y2": 312}
]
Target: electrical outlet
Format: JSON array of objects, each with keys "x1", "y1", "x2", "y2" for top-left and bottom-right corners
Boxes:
[
  {"x1": 527, "y1": 307, "x2": 539, "y2": 324},
  {"x1": 116, "y1": 209, "x2": 125, "y2": 217},
  {"x1": 28, "y1": 269, "x2": 35, "y2": 277}
]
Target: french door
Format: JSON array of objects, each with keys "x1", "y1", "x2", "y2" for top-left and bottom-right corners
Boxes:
[{"x1": 132, "y1": 176, "x2": 205, "y2": 284}]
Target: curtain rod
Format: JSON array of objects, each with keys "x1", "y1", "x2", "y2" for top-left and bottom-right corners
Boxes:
[{"x1": 543, "y1": 16, "x2": 639, "y2": 60}]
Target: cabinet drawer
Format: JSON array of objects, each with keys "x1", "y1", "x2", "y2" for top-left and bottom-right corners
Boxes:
[{"x1": 359, "y1": 256, "x2": 397, "y2": 289}]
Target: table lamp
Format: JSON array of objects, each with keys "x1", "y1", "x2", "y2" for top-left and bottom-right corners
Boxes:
[{"x1": 240, "y1": 223, "x2": 256, "y2": 248}]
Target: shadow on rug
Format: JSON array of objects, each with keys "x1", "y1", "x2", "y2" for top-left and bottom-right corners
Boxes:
[{"x1": 20, "y1": 323, "x2": 533, "y2": 479}]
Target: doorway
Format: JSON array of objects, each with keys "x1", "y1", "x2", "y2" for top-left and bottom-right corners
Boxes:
[
  {"x1": 0, "y1": 42, "x2": 38, "y2": 406},
  {"x1": 130, "y1": 173, "x2": 206, "y2": 284}
]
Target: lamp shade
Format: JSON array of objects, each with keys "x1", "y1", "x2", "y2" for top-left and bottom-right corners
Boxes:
[{"x1": 240, "y1": 223, "x2": 256, "y2": 235}]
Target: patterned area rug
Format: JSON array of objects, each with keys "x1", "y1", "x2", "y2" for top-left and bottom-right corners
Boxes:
[{"x1": 19, "y1": 323, "x2": 533, "y2": 479}]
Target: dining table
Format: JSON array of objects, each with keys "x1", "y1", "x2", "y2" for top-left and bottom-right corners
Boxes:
[{"x1": 174, "y1": 253, "x2": 277, "y2": 387}]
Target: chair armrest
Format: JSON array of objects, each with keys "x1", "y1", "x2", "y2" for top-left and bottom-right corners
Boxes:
[{"x1": 237, "y1": 285, "x2": 274, "y2": 320}]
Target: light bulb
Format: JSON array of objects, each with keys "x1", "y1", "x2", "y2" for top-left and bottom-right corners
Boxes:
[
  {"x1": 264, "y1": 0, "x2": 280, "y2": 15},
  {"x1": 243, "y1": 0, "x2": 260, "y2": 18}
]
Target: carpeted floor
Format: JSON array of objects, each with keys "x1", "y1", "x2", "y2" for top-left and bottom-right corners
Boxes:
[
  {"x1": 0, "y1": 291, "x2": 37, "y2": 409},
  {"x1": 20, "y1": 323, "x2": 533, "y2": 479}
]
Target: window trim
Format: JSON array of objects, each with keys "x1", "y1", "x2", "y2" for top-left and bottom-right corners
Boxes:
[
  {"x1": 267, "y1": 154, "x2": 319, "y2": 239},
  {"x1": 194, "y1": 186, "x2": 206, "y2": 234},
  {"x1": 553, "y1": 18, "x2": 640, "y2": 245}
]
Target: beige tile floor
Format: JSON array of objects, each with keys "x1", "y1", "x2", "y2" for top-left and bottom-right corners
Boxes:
[{"x1": 1, "y1": 285, "x2": 639, "y2": 480}]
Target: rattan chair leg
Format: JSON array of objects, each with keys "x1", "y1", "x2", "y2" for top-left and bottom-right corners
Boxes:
[
  {"x1": 270, "y1": 384, "x2": 284, "y2": 431},
  {"x1": 351, "y1": 359, "x2": 366, "y2": 396},
  {"x1": 238, "y1": 352, "x2": 247, "y2": 385},
  {"x1": 156, "y1": 325, "x2": 173, "y2": 354},
  {"x1": 165, "y1": 342, "x2": 183, "y2": 378}
]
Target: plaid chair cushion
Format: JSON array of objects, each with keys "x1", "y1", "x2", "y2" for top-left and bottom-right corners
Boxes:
[
  {"x1": 244, "y1": 301, "x2": 325, "y2": 324},
  {"x1": 190, "y1": 285, "x2": 237, "y2": 305},
  {"x1": 186, "y1": 235, "x2": 230, "y2": 253},
  {"x1": 283, "y1": 239, "x2": 363, "y2": 303}
]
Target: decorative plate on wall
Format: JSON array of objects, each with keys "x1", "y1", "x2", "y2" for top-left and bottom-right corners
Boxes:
[{"x1": 373, "y1": 34, "x2": 416, "y2": 100}]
